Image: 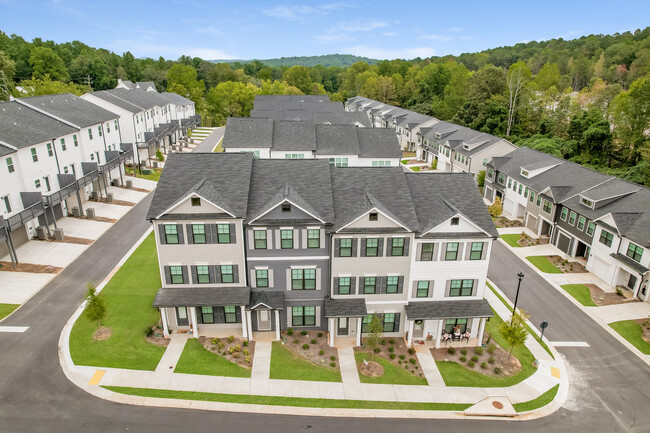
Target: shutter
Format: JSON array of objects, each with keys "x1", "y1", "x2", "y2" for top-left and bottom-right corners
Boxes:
[
  {"x1": 481, "y1": 242, "x2": 487, "y2": 260},
  {"x1": 457, "y1": 242, "x2": 464, "y2": 260},
  {"x1": 232, "y1": 265, "x2": 239, "y2": 284},
  {"x1": 229, "y1": 223, "x2": 236, "y2": 244},
  {"x1": 377, "y1": 277, "x2": 385, "y2": 294},
  {"x1": 334, "y1": 277, "x2": 339, "y2": 295},
  {"x1": 209, "y1": 265, "x2": 217, "y2": 284},
  {"x1": 315, "y1": 306, "x2": 321, "y2": 327},
  {"x1": 287, "y1": 308, "x2": 293, "y2": 327},
  {"x1": 394, "y1": 313, "x2": 401, "y2": 332},
  {"x1": 334, "y1": 239, "x2": 340, "y2": 257},
  {"x1": 196, "y1": 307, "x2": 203, "y2": 324},
  {"x1": 215, "y1": 266, "x2": 222, "y2": 283},
  {"x1": 350, "y1": 277, "x2": 357, "y2": 295},
  {"x1": 464, "y1": 242, "x2": 472, "y2": 260},
  {"x1": 416, "y1": 243, "x2": 422, "y2": 261},
  {"x1": 164, "y1": 266, "x2": 172, "y2": 285},
  {"x1": 216, "y1": 307, "x2": 225, "y2": 324},
  {"x1": 209, "y1": 224, "x2": 218, "y2": 244},
  {"x1": 186, "y1": 225, "x2": 194, "y2": 244},
  {"x1": 433, "y1": 243, "x2": 438, "y2": 261},
  {"x1": 472, "y1": 279, "x2": 479, "y2": 296},
  {"x1": 359, "y1": 277, "x2": 365, "y2": 294},
  {"x1": 268, "y1": 269, "x2": 274, "y2": 288},
  {"x1": 403, "y1": 237, "x2": 410, "y2": 256},
  {"x1": 181, "y1": 266, "x2": 188, "y2": 284},
  {"x1": 445, "y1": 280, "x2": 452, "y2": 297},
  {"x1": 351, "y1": 239, "x2": 357, "y2": 257},
  {"x1": 377, "y1": 238, "x2": 384, "y2": 257},
  {"x1": 191, "y1": 266, "x2": 198, "y2": 284},
  {"x1": 235, "y1": 307, "x2": 241, "y2": 323},
  {"x1": 441, "y1": 242, "x2": 448, "y2": 261},
  {"x1": 397, "y1": 276, "x2": 404, "y2": 293},
  {"x1": 177, "y1": 224, "x2": 184, "y2": 244},
  {"x1": 158, "y1": 225, "x2": 167, "y2": 245},
  {"x1": 412, "y1": 281, "x2": 418, "y2": 298},
  {"x1": 250, "y1": 270, "x2": 256, "y2": 288},
  {"x1": 360, "y1": 238, "x2": 367, "y2": 257}
]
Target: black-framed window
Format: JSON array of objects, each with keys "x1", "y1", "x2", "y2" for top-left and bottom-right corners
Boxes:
[
  {"x1": 451, "y1": 217, "x2": 459, "y2": 226},
  {"x1": 307, "y1": 229, "x2": 320, "y2": 248},
  {"x1": 529, "y1": 191, "x2": 535, "y2": 203},
  {"x1": 73, "y1": 134, "x2": 78, "y2": 146},
  {"x1": 192, "y1": 224, "x2": 206, "y2": 244},
  {"x1": 577, "y1": 216, "x2": 586, "y2": 231},
  {"x1": 383, "y1": 313, "x2": 397, "y2": 332},
  {"x1": 164, "y1": 225, "x2": 179, "y2": 244},
  {"x1": 369, "y1": 212, "x2": 378, "y2": 221},
  {"x1": 339, "y1": 238, "x2": 352, "y2": 256},
  {"x1": 362, "y1": 315, "x2": 372, "y2": 333},
  {"x1": 391, "y1": 238, "x2": 404, "y2": 256},
  {"x1": 224, "y1": 306, "x2": 237, "y2": 323},
  {"x1": 170, "y1": 266, "x2": 184, "y2": 284},
  {"x1": 416, "y1": 281, "x2": 429, "y2": 298},
  {"x1": 421, "y1": 243, "x2": 434, "y2": 261},
  {"x1": 292, "y1": 306, "x2": 316, "y2": 326},
  {"x1": 217, "y1": 224, "x2": 231, "y2": 243},
  {"x1": 256, "y1": 269, "x2": 268, "y2": 287},
  {"x1": 560, "y1": 207, "x2": 568, "y2": 221},
  {"x1": 450, "y1": 279, "x2": 473, "y2": 297},
  {"x1": 445, "y1": 318, "x2": 468, "y2": 333},
  {"x1": 220, "y1": 265, "x2": 234, "y2": 283},
  {"x1": 282, "y1": 203, "x2": 291, "y2": 213},
  {"x1": 254, "y1": 230, "x2": 267, "y2": 249},
  {"x1": 543, "y1": 200, "x2": 552, "y2": 214},
  {"x1": 201, "y1": 307, "x2": 214, "y2": 323},
  {"x1": 445, "y1": 242, "x2": 459, "y2": 260},
  {"x1": 363, "y1": 277, "x2": 377, "y2": 294},
  {"x1": 196, "y1": 265, "x2": 210, "y2": 284},
  {"x1": 292, "y1": 269, "x2": 316, "y2": 290},
  {"x1": 191, "y1": 197, "x2": 201, "y2": 206},
  {"x1": 627, "y1": 243, "x2": 643, "y2": 262},
  {"x1": 586, "y1": 222, "x2": 595, "y2": 236},
  {"x1": 365, "y1": 238, "x2": 379, "y2": 256},
  {"x1": 536, "y1": 196, "x2": 541, "y2": 206},
  {"x1": 599, "y1": 230, "x2": 614, "y2": 247},
  {"x1": 31, "y1": 148, "x2": 38, "y2": 162},
  {"x1": 281, "y1": 230, "x2": 293, "y2": 249},
  {"x1": 338, "y1": 277, "x2": 351, "y2": 294},
  {"x1": 386, "y1": 276, "x2": 399, "y2": 293},
  {"x1": 497, "y1": 173, "x2": 505, "y2": 185},
  {"x1": 568, "y1": 211, "x2": 577, "y2": 226},
  {"x1": 470, "y1": 242, "x2": 483, "y2": 260}
]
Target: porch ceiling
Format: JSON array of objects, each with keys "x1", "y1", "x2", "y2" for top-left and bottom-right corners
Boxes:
[
  {"x1": 404, "y1": 299, "x2": 493, "y2": 320},
  {"x1": 324, "y1": 297, "x2": 367, "y2": 317},
  {"x1": 152, "y1": 286, "x2": 250, "y2": 307}
]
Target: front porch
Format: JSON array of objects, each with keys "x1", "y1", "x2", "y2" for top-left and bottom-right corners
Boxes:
[{"x1": 324, "y1": 297, "x2": 367, "y2": 347}]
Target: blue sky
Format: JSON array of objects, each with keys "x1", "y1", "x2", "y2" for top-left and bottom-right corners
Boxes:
[{"x1": 1, "y1": 0, "x2": 649, "y2": 60}]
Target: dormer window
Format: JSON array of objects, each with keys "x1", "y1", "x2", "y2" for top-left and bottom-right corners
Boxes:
[
  {"x1": 369, "y1": 212, "x2": 378, "y2": 221},
  {"x1": 436, "y1": 133, "x2": 441, "y2": 139},
  {"x1": 282, "y1": 203, "x2": 291, "y2": 213},
  {"x1": 580, "y1": 197, "x2": 594, "y2": 208},
  {"x1": 463, "y1": 144, "x2": 469, "y2": 150},
  {"x1": 521, "y1": 169, "x2": 529, "y2": 178},
  {"x1": 451, "y1": 217, "x2": 459, "y2": 226},
  {"x1": 191, "y1": 197, "x2": 201, "y2": 206}
]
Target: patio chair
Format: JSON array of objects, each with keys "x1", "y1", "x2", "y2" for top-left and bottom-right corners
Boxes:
[{"x1": 460, "y1": 329, "x2": 471, "y2": 343}]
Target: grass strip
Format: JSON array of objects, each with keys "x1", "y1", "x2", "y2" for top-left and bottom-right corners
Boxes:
[
  {"x1": 174, "y1": 338, "x2": 251, "y2": 377},
  {"x1": 270, "y1": 342, "x2": 341, "y2": 382},
  {"x1": 526, "y1": 256, "x2": 563, "y2": 273},
  {"x1": 0, "y1": 303, "x2": 19, "y2": 321},
  {"x1": 500, "y1": 234, "x2": 522, "y2": 248},
  {"x1": 355, "y1": 352, "x2": 428, "y2": 386},
  {"x1": 561, "y1": 284, "x2": 597, "y2": 307},
  {"x1": 513, "y1": 384, "x2": 559, "y2": 412},
  {"x1": 609, "y1": 320, "x2": 650, "y2": 354}
]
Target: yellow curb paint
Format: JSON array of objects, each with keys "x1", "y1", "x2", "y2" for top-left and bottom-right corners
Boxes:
[
  {"x1": 550, "y1": 367, "x2": 560, "y2": 379},
  {"x1": 88, "y1": 370, "x2": 106, "y2": 385}
]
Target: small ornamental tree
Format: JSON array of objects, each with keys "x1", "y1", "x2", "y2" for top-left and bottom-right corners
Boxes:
[
  {"x1": 431, "y1": 159, "x2": 438, "y2": 170},
  {"x1": 488, "y1": 196, "x2": 503, "y2": 217},
  {"x1": 477, "y1": 170, "x2": 486, "y2": 187},
  {"x1": 500, "y1": 310, "x2": 529, "y2": 359},
  {"x1": 84, "y1": 282, "x2": 106, "y2": 327},
  {"x1": 187, "y1": 128, "x2": 192, "y2": 138},
  {"x1": 365, "y1": 314, "x2": 384, "y2": 361},
  {"x1": 156, "y1": 149, "x2": 165, "y2": 162}
]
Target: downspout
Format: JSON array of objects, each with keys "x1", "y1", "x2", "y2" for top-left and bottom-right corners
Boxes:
[
  {"x1": 51, "y1": 139, "x2": 62, "y2": 174},
  {"x1": 132, "y1": 114, "x2": 142, "y2": 174}
]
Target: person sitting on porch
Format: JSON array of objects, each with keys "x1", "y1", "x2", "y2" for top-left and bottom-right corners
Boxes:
[
  {"x1": 442, "y1": 331, "x2": 451, "y2": 345},
  {"x1": 461, "y1": 329, "x2": 471, "y2": 342},
  {"x1": 453, "y1": 325, "x2": 461, "y2": 340}
]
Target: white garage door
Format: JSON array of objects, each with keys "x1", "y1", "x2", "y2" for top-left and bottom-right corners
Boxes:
[
  {"x1": 591, "y1": 256, "x2": 611, "y2": 283},
  {"x1": 504, "y1": 197, "x2": 517, "y2": 216}
]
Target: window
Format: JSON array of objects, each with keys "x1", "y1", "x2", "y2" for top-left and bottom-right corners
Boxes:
[
  {"x1": 256, "y1": 269, "x2": 268, "y2": 288},
  {"x1": 497, "y1": 173, "x2": 505, "y2": 185},
  {"x1": 513, "y1": 181, "x2": 518, "y2": 191},
  {"x1": 34, "y1": 179, "x2": 41, "y2": 188},
  {"x1": 170, "y1": 266, "x2": 184, "y2": 284},
  {"x1": 281, "y1": 203, "x2": 291, "y2": 213},
  {"x1": 363, "y1": 277, "x2": 377, "y2": 294},
  {"x1": 88, "y1": 129, "x2": 93, "y2": 140},
  {"x1": 543, "y1": 200, "x2": 552, "y2": 214},
  {"x1": 281, "y1": 229, "x2": 293, "y2": 249},
  {"x1": 192, "y1": 225, "x2": 206, "y2": 244},
  {"x1": 63, "y1": 166, "x2": 69, "y2": 174},
  {"x1": 536, "y1": 196, "x2": 541, "y2": 206},
  {"x1": 416, "y1": 281, "x2": 430, "y2": 298},
  {"x1": 508, "y1": 179, "x2": 512, "y2": 188},
  {"x1": 445, "y1": 242, "x2": 459, "y2": 260},
  {"x1": 568, "y1": 211, "x2": 577, "y2": 226},
  {"x1": 5, "y1": 158, "x2": 14, "y2": 173},
  {"x1": 292, "y1": 269, "x2": 316, "y2": 290},
  {"x1": 46, "y1": 143, "x2": 53, "y2": 157},
  {"x1": 451, "y1": 217, "x2": 459, "y2": 226},
  {"x1": 217, "y1": 224, "x2": 231, "y2": 243},
  {"x1": 201, "y1": 307, "x2": 214, "y2": 324},
  {"x1": 292, "y1": 306, "x2": 316, "y2": 326},
  {"x1": 2, "y1": 195, "x2": 11, "y2": 213},
  {"x1": 164, "y1": 225, "x2": 178, "y2": 244},
  {"x1": 328, "y1": 157, "x2": 349, "y2": 167},
  {"x1": 521, "y1": 169, "x2": 529, "y2": 177},
  {"x1": 487, "y1": 168, "x2": 494, "y2": 179},
  {"x1": 560, "y1": 208, "x2": 568, "y2": 221},
  {"x1": 307, "y1": 229, "x2": 320, "y2": 248},
  {"x1": 626, "y1": 243, "x2": 643, "y2": 262},
  {"x1": 369, "y1": 212, "x2": 378, "y2": 221},
  {"x1": 470, "y1": 242, "x2": 484, "y2": 260},
  {"x1": 577, "y1": 216, "x2": 586, "y2": 231},
  {"x1": 73, "y1": 134, "x2": 78, "y2": 147},
  {"x1": 371, "y1": 160, "x2": 391, "y2": 166},
  {"x1": 445, "y1": 318, "x2": 468, "y2": 334},
  {"x1": 220, "y1": 265, "x2": 234, "y2": 283},
  {"x1": 586, "y1": 222, "x2": 595, "y2": 236},
  {"x1": 365, "y1": 238, "x2": 379, "y2": 256},
  {"x1": 196, "y1": 265, "x2": 210, "y2": 283},
  {"x1": 337, "y1": 277, "x2": 351, "y2": 294},
  {"x1": 253, "y1": 230, "x2": 267, "y2": 249},
  {"x1": 383, "y1": 313, "x2": 397, "y2": 332},
  {"x1": 386, "y1": 276, "x2": 399, "y2": 294},
  {"x1": 599, "y1": 230, "x2": 614, "y2": 247},
  {"x1": 224, "y1": 306, "x2": 237, "y2": 323},
  {"x1": 191, "y1": 197, "x2": 201, "y2": 206},
  {"x1": 518, "y1": 184, "x2": 523, "y2": 195},
  {"x1": 60, "y1": 138, "x2": 66, "y2": 151},
  {"x1": 420, "y1": 243, "x2": 434, "y2": 261},
  {"x1": 339, "y1": 238, "x2": 352, "y2": 256},
  {"x1": 106, "y1": 123, "x2": 110, "y2": 133},
  {"x1": 391, "y1": 238, "x2": 404, "y2": 256},
  {"x1": 285, "y1": 153, "x2": 305, "y2": 159},
  {"x1": 524, "y1": 187, "x2": 529, "y2": 198},
  {"x1": 530, "y1": 191, "x2": 535, "y2": 203},
  {"x1": 31, "y1": 148, "x2": 38, "y2": 162},
  {"x1": 449, "y1": 279, "x2": 474, "y2": 297},
  {"x1": 114, "y1": 120, "x2": 118, "y2": 130},
  {"x1": 580, "y1": 197, "x2": 593, "y2": 208}
]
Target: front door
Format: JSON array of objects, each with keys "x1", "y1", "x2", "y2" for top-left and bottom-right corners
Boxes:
[
  {"x1": 628, "y1": 274, "x2": 638, "y2": 291},
  {"x1": 258, "y1": 310, "x2": 271, "y2": 331},
  {"x1": 176, "y1": 307, "x2": 189, "y2": 326},
  {"x1": 413, "y1": 320, "x2": 424, "y2": 338},
  {"x1": 337, "y1": 317, "x2": 349, "y2": 336}
]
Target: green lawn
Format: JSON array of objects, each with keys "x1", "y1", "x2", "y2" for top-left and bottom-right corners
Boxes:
[
  {"x1": 174, "y1": 339, "x2": 251, "y2": 377},
  {"x1": 609, "y1": 320, "x2": 650, "y2": 354},
  {"x1": 513, "y1": 384, "x2": 559, "y2": 412},
  {"x1": 0, "y1": 303, "x2": 19, "y2": 321},
  {"x1": 561, "y1": 284, "x2": 597, "y2": 307},
  {"x1": 103, "y1": 386, "x2": 470, "y2": 411},
  {"x1": 436, "y1": 308, "x2": 537, "y2": 387},
  {"x1": 355, "y1": 352, "x2": 428, "y2": 386},
  {"x1": 125, "y1": 166, "x2": 161, "y2": 182},
  {"x1": 400, "y1": 159, "x2": 409, "y2": 164},
  {"x1": 69, "y1": 233, "x2": 166, "y2": 370},
  {"x1": 270, "y1": 342, "x2": 341, "y2": 382},
  {"x1": 410, "y1": 166, "x2": 421, "y2": 172},
  {"x1": 500, "y1": 234, "x2": 522, "y2": 248},
  {"x1": 526, "y1": 256, "x2": 563, "y2": 273}
]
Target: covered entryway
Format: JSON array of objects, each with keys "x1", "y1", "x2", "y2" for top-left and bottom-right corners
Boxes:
[
  {"x1": 575, "y1": 240, "x2": 589, "y2": 259},
  {"x1": 337, "y1": 317, "x2": 349, "y2": 336},
  {"x1": 324, "y1": 297, "x2": 367, "y2": 347},
  {"x1": 257, "y1": 310, "x2": 272, "y2": 330},
  {"x1": 246, "y1": 291, "x2": 285, "y2": 341}
]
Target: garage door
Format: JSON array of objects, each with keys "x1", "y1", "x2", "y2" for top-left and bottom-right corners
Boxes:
[
  {"x1": 556, "y1": 233, "x2": 572, "y2": 255},
  {"x1": 590, "y1": 256, "x2": 611, "y2": 283},
  {"x1": 503, "y1": 197, "x2": 517, "y2": 216},
  {"x1": 526, "y1": 214, "x2": 538, "y2": 232}
]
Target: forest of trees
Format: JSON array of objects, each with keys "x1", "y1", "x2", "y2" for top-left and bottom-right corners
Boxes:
[
  {"x1": 213, "y1": 54, "x2": 380, "y2": 67},
  {"x1": 0, "y1": 28, "x2": 648, "y2": 185}
]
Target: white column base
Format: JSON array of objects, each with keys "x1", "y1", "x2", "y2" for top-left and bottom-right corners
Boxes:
[
  {"x1": 477, "y1": 317, "x2": 486, "y2": 347},
  {"x1": 240, "y1": 306, "x2": 248, "y2": 341},
  {"x1": 160, "y1": 308, "x2": 169, "y2": 337},
  {"x1": 356, "y1": 317, "x2": 362, "y2": 346},
  {"x1": 435, "y1": 319, "x2": 443, "y2": 348},
  {"x1": 247, "y1": 311, "x2": 253, "y2": 341},
  {"x1": 275, "y1": 310, "x2": 280, "y2": 340},
  {"x1": 407, "y1": 320, "x2": 414, "y2": 347},
  {"x1": 329, "y1": 318, "x2": 335, "y2": 347}
]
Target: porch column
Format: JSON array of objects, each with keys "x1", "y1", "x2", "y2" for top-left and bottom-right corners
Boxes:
[
  {"x1": 240, "y1": 306, "x2": 248, "y2": 341},
  {"x1": 407, "y1": 320, "x2": 414, "y2": 347},
  {"x1": 329, "y1": 318, "x2": 335, "y2": 347},
  {"x1": 274, "y1": 309, "x2": 280, "y2": 341},
  {"x1": 246, "y1": 310, "x2": 253, "y2": 340},
  {"x1": 477, "y1": 318, "x2": 486, "y2": 347},
  {"x1": 435, "y1": 319, "x2": 444, "y2": 348},
  {"x1": 190, "y1": 306, "x2": 198, "y2": 338},
  {"x1": 633, "y1": 277, "x2": 642, "y2": 298},
  {"x1": 160, "y1": 308, "x2": 169, "y2": 337},
  {"x1": 356, "y1": 317, "x2": 362, "y2": 346}
]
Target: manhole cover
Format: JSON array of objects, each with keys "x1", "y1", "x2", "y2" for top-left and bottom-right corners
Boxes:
[{"x1": 492, "y1": 401, "x2": 504, "y2": 409}]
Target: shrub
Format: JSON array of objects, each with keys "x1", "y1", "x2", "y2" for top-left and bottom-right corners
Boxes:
[
  {"x1": 330, "y1": 355, "x2": 336, "y2": 361},
  {"x1": 243, "y1": 349, "x2": 249, "y2": 356},
  {"x1": 380, "y1": 339, "x2": 386, "y2": 345},
  {"x1": 243, "y1": 340, "x2": 249, "y2": 347},
  {"x1": 487, "y1": 343, "x2": 496, "y2": 354},
  {"x1": 388, "y1": 339, "x2": 395, "y2": 344},
  {"x1": 481, "y1": 362, "x2": 488, "y2": 369},
  {"x1": 616, "y1": 288, "x2": 623, "y2": 296},
  {"x1": 319, "y1": 350, "x2": 325, "y2": 356},
  {"x1": 407, "y1": 347, "x2": 416, "y2": 355},
  {"x1": 227, "y1": 335, "x2": 235, "y2": 343},
  {"x1": 399, "y1": 355, "x2": 405, "y2": 360},
  {"x1": 459, "y1": 356, "x2": 467, "y2": 362},
  {"x1": 467, "y1": 360, "x2": 475, "y2": 368},
  {"x1": 210, "y1": 337, "x2": 220, "y2": 345},
  {"x1": 217, "y1": 340, "x2": 224, "y2": 350},
  {"x1": 330, "y1": 362, "x2": 336, "y2": 367},
  {"x1": 228, "y1": 345, "x2": 241, "y2": 354},
  {"x1": 460, "y1": 348, "x2": 468, "y2": 355},
  {"x1": 390, "y1": 353, "x2": 396, "y2": 359},
  {"x1": 447, "y1": 347, "x2": 456, "y2": 355},
  {"x1": 301, "y1": 330, "x2": 308, "y2": 336},
  {"x1": 302, "y1": 344, "x2": 309, "y2": 350},
  {"x1": 409, "y1": 358, "x2": 416, "y2": 365},
  {"x1": 317, "y1": 332, "x2": 323, "y2": 338},
  {"x1": 374, "y1": 347, "x2": 381, "y2": 353},
  {"x1": 471, "y1": 355, "x2": 479, "y2": 362},
  {"x1": 488, "y1": 356, "x2": 496, "y2": 364},
  {"x1": 494, "y1": 367, "x2": 503, "y2": 374},
  {"x1": 398, "y1": 360, "x2": 402, "y2": 364},
  {"x1": 388, "y1": 347, "x2": 394, "y2": 353},
  {"x1": 310, "y1": 339, "x2": 317, "y2": 344},
  {"x1": 474, "y1": 347, "x2": 483, "y2": 355},
  {"x1": 156, "y1": 149, "x2": 165, "y2": 162},
  {"x1": 488, "y1": 197, "x2": 502, "y2": 217},
  {"x1": 232, "y1": 352, "x2": 239, "y2": 359},
  {"x1": 293, "y1": 339, "x2": 299, "y2": 344},
  {"x1": 144, "y1": 326, "x2": 154, "y2": 338},
  {"x1": 287, "y1": 328, "x2": 294, "y2": 336},
  {"x1": 244, "y1": 356, "x2": 251, "y2": 364}
]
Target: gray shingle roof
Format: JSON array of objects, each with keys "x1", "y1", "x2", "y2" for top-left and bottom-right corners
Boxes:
[
  {"x1": 17, "y1": 93, "x2": 118, "y2": 128},
  {"x1": 89, "y1": 88, "x2": 170, "y2": 112},
  {"x1": 153, "y1": 286, "x2": 251, "y2": 307},
  {"x1": 253, "y1": 100, "x2": 343, "y2": 113},
  {"x1": 312, "y1": 111, "x2": 371, "y2": 127},
  {"x1": 0, "y1": 101, "x2": 78, "y2": 149},
  {"x1": 314, "y1": 124, "x2": 359, "y2": 155},
  {"x1": 136, "y1": 81, "x2": 157, "y2": 91},
  {"x1": 248, "y1": 291, "x2": 285, "y2": 310},
  {"x1": 610, "y1": 253, "x2": 649, "y2": 274},
  {"x1": 356, "y1": 128, "x2": 401, "y2": 159},
  {"x1": 160, "y1": 92, "x2": 195, "y2": 106},
  {"x1": 271, "y1": 120, "x2": 316, "y2": 151},
  {"x1": 581, "y1": 178, "x2": 640, "y2": 202},
  {"x1": 256, "y1": 95, "x2": 330, "y2": 102},
  {"x1": 404, "y1": 299, "x2": 494, "y2": 320},
  {"x1": 222, "y1": 117, "x2": 274, "y2": 149},
  {"x1": 324, "y1": 297, "x2": 367, "y2": 317}
]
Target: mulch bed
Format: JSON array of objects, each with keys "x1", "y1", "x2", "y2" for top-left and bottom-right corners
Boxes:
[
  {"x1": 146, "y1": 324, "x2": 170, "y2": 347},
  {"x1": 588, "y1": 284, "x2": 640, "y2": 306},
  {"x1": 91, "y1": 216, "x2": 118, "y2": 223},
  {"x1": 515, "y1": 233, "x2": 549, "y2": 247},
  {"x1": 199, "y1": 336, "x2": 255, "y2": 369},
  {"x1": 93, "y1": 326, "x2": 112, "y2": 341},
  {"x1": 634, "y1": 318, "x2": 650, "y2": 344},
  {"x1": 96, "y1": 198, "x2": 135, "y2": 207},
  {"x1": 35, "y1": 236, "x2": 94, "y2": 245},
  {"x1": 358, "y1": 360, "x2": 384, "y2": 377},
  {"x1": 431, "y1": 337, "x2": 522, "y2": 377},
  {"x1": 282, "y1": 329, "x2": 339, "y2": 368},
  {"x1": 116, "y1": 184, "x2": 151, "y2": 193},
  {"x1": 0, "y1": 261, "x2": 62, "y2": 273},
  {"x1": 401, "y1": 151, "x2": 416, "y2": 157},
  {"x1": 493, "y1": 217, "x2": 524, "y2": 228},
  {"x1": 548, "y1": 255, "x2": 587, "y2": 273},
  {"x1": 354, "y1": 337, "x2": 425, "y2": 379}
]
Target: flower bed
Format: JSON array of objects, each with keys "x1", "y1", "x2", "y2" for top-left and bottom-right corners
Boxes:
[
  {"x1": 354, "y1": 337, "x2": 425, "y2": 380},
  {"x1": 492, "y1": 216, "x2": 524, "y2": 228},
  {"x1": 199, "y1": 335, "x2": 255, "y2": 369},
  {"x1": 281, "y1": 328, "x2": 339, "y2": 368},
  {"x1": 431, "y1": 341, "x2": 520, "y2": 378}
]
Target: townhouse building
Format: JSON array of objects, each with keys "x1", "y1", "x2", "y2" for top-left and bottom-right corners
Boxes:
[
  {"x1": 484, "y1": 146, "x2": 650, "y2": 302},
  {"x1": 250, "y1": 109, "x2": 370, "y2": 127},
  {"x1": 147, "y1": 153, "x2": 497, "y2": 347},
  {"x1": 222, "y1": 117, "x2": 401, "y2": 167}
]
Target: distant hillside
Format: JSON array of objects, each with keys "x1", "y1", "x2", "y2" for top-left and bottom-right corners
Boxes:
[{"x1": 210, "y1": 54, "x2": 380, "y2": 68}]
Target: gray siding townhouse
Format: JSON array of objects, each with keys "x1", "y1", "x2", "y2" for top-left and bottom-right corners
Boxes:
[{"x1": 147, "y1": 153, "x2": 498, "y2": 346}]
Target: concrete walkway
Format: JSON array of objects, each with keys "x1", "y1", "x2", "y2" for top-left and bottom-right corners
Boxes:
[
  {"x1": 586, "y1": 302, "x2": 650, "y2": 323},
  {"x1": 251, "y1": 340, "x2": 271, "y2": 380},
  {"x1": 338, "y1": 346, "x2": 360, "y2": 384},
  {"x1": 415, "y1": 346, "x2": 445, "y2": 386},
  {"x1": 155, "y1": 334, "x2": 189, "y2": 373}
]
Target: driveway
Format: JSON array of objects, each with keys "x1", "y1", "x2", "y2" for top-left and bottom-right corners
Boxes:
[{"x1": 192, "y1": 127, "x2": 224, "y2": 153}]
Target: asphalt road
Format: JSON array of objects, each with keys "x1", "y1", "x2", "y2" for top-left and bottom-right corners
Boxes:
[
  {"x1": 0, "y1": 201, "x2": 648, "y2": 432},
  {"x1": 192, "y1": 127, "x2": 225, "y2": 153}
]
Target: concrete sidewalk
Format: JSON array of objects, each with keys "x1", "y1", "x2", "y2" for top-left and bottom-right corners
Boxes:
[{"x1": 338, "y1": 346, "x2": 360, "y2": 384}]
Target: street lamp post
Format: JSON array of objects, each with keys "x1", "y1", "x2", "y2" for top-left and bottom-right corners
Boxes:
[{"x1": 511, "y1": 272, "x2": 525, "y2": 323}]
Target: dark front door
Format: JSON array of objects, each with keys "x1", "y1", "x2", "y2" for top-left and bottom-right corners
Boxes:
[
  {"x1": 337, "y1": 317, "x2": 349, "y2": 336},
  {"x1": 176, "y1": 307, "x2": 189, "y2": 326},
  {"x1": 628, "y1": 274, "x2": 638, "y2": 291}
]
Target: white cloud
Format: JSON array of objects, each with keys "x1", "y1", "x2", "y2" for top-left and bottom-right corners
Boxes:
[
  {"x1": 459, "y1": 35, "x2": 472, "y2": 40},
  {"x1": 343, "y1": 45, "x2": 435, "y2": 60},
  {"x1": 450, "y1": 27, "x2": 464, "y2": 32},
  {"x1": 109, "y1": 40, "x2": 237, "y2": 60},
  {"x1": 315, "y1": 33, "x2": 356, "y2": 43},
  {"x1": 383, "y1": 32, "x2": 398, "y2": 37},
  {"x1": 316, "y1": 20, "x2": 391, "y2": 44},
  {"x1": 261, "y1": 3, "x2": 347, "y2": 20},
  {"x1": 418, "y1": 34, "x2": 453, "y2": 41},
  {"x1": 338, "y1": 20, "x2": 389, "y2": 32},
  {"x1": 195, "y1": 27, "x2": 224, "y2": 36}
]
